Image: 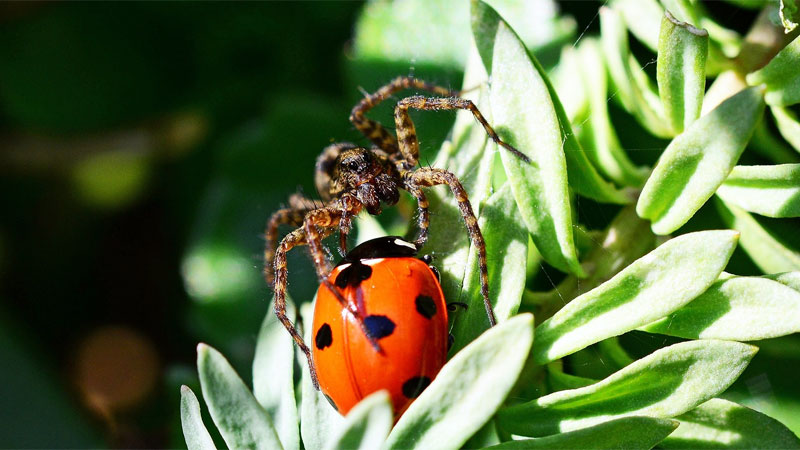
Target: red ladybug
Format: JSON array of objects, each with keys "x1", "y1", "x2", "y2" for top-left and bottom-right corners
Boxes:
[{"x1": 311, "y1": 236, "x2": 449, "y2": 417}]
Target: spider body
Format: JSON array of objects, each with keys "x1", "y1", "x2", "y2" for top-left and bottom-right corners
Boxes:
[{"x1": 264, "y1": 77, "x2": 527, "y2": 389}]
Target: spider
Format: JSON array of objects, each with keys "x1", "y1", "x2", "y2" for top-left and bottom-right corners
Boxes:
[{"x1": 264, "y1": 76, "x2": 529, "y2": 389}]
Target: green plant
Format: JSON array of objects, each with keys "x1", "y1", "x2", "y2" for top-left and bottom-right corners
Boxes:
[{"x1": 181, "y1": 0, "x2": 800, "y2": 448}]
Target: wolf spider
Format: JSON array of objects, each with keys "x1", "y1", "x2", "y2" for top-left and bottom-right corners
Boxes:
[{"x1": 264, "y1": 76, "x2": 528, "y2": 389}]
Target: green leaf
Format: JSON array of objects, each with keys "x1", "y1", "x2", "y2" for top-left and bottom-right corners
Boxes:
[
  {"x1": 766, "y1": 271, "x2": 800, "y2": 291},
  {"x1": 577, "y1": 38, "x2": 648, "y2": 186},
  {"x1": 533, "y1": 230, "x2": 739, "y2": 364},
  {"x1": 197, "y1": 344, "x2": 283, "y2": 450},
  {"x1": 547, "y1": 364, "x2": 597, "y2": 391},
  {"x1": 715, "y1": 197, "x2": 800, "y2": 272},
  {"x1": 780, "y1": 0, "x2": 799, "y2": 35},
  {"x1": 746, "y1": 35, "x2": 800, "y2": 107},
  {"x1": 750, "y1": 118, "x2": 800, "y2": 164},
  {"x1": 385, "y1": 313, "x2": 535, "y2": 450},
  {"x1": 551, "y1": 46, "x2": 588, "y2": 122},
  {"x1": 772, "y1": 106, "x2": 800, "y2": 153},
  {"x1": 450, "y1": 183, "x2": 528, "y2": 353},
  {"x1": 252, "y1": 303, "x2": 299, "y2": 450},
  {"x1": 488, "y1": 416, "x2": 678, "y2": 449},
  {"x1": 471, "y1": 0, "x2": 584, "y2": 275},
  {"x1": 657, "y1": 11, "x2": 708, "y2": 134},
  {"x1": 180, "y1": 385, "x2": 217, "y2": 450},
  {"x1": 637, "y1": 87, "x2": 765, "y2": 235},
  {"x1": 661, "y1": 398, "x2": 800, "y2": 449},
  {"x1": 323, "y1": 391, "x2": 393, "y2": 450},
  {"x1": 600, "y1": 6, "x2": 672, "y2": 138},
  {"x1": 641, "y1": 276, "x2": 800, "y2": 340},
  {"x1": 299, "y1": 303, "x2": 345, "y2": 450},
  {"x1": 497, "y1": 340, "x2": 758, "y2": 436},
  {"x1": 610, "y1": 0, "x2": 663, "y2": 51},
  {"x1": 715, "y1": 164, "x2": 800, "y2": 218}
]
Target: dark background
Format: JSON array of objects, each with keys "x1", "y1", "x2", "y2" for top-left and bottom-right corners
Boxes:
[{"x1": 0, "y1": 1, "x2": 795, "y2": 448}]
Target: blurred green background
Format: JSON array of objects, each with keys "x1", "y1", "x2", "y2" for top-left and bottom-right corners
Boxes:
[{"x1": 1, "y1": 1, "x2": 797, "y2": 448}]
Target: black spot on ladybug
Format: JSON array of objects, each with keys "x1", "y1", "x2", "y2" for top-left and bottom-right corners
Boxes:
[
  {"x1": 323, "y1": 393, "x2": 339, "y2": 412},
  {"x1": 402, "y1": 376, "x2": 432, "y2": 399},
  {"x1": 315, "y1": 323, "x2": 332, "y2": 350},
  {"x1": 335, "y1": 261, "x2": 373, "y2": 288},
  {"x1": 364, "y1": 315, "x2": 395, "y2": 339},
  {"x1": 415, "y1": 295, "x2": 437, "y2": 319}
]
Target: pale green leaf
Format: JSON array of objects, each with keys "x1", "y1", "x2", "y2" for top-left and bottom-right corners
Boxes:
[
  {"x1": 657, "y1": 11, "x2": 709, "y2": 134},
  {"x1": 472, "y1": 0, "x2": 584, "y2": 275},
  {"x1": 610, "y1": 0, "x2": 663, "y2": 51},
  {"x1": 766, "y1": 271, "x2": 800, "y2": 291},
  {"x1": 772, "y1": 106, "x2": 800, "y2": 152},
  {"x1": 716, "y1": 164, "x2": 800, "y2": 218},
  {"x1": 498, "y1": 340, "x2": 757, "y2": 436},
  {"x1": 781, "y1": 0, "x2": 799, "y2": 35},
  {"x1": 180, "y1": 385, "x2": 217, "y2": 450},
  {"x1": 450, "y1": 183, "x2": 528, "y2": 353},
  {"x1": 385, "y1": 313, "x2": 535, "y2": 450},
  {"x1": 715, "y1": 197, "x2": 800, "y2": 272},
  {"x1": 641, "y1": 276, "x2": 800, "y2": 340},
  {"x1": 578, "y1": 38, "x2": 648, "y2": 186},
  {"x1": 197, "y1": 344, "x2": 283, "y2": 450},
  {"x1": 533, "y1": 230, "x2": 738, "y2": 364},
  {"x1": 637, "y1": 87, "x2": 765, "y2": 235},
  {"x1": 252, "y1": 303, "x2": 299, "y2": 450},
  {"x1": 489, "y1": 416, "x2": 678, "y2": 449},
  {"x1": 661, "y1": 398, "x2": 800, "y2": 449},
  {"x1": 551, "y1": 46, "x2": 588, "y2": 122},
  {"x1": 747, "y1": 35, "x2": 800, "y2": 107},
  {"x1": 600, "y1": 6, "x2": 672, "y2": 138},
  {"x1": 299, "y1": 303, "x2": 345, "y2": 450},
  {"x1": 323, "y1": 391, "x2": 393, "y2": 450}
]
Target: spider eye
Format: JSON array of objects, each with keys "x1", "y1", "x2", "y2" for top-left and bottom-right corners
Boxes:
[{"x1": 345, "y1": 160, "x2": 360, "y2": 171}]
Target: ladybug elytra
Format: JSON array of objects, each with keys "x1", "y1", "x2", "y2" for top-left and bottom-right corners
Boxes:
[{"x1": 311, "y1": 236, "x2": 449, "y2": 417}]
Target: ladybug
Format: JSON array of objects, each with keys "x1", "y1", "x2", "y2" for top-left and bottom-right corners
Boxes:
[{"x1": 311, "y1": 236, "x2": 450, "y2": 417}]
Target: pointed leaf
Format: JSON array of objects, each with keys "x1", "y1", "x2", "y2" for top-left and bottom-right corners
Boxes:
[
  {"x1": 498, "y1": 340, "x2": 758, "y2": 436},
  {"x1": 533, "y1": 230, "x2": 738, "y2": 364},
  {"x1": 451, "y1": 183, "x2": 528, "y2": 352},
  {"x1": 637, "y1": 87, "x2": 765, "y2": 235},
  {"x1": 253, "y1": 304, "x2": 299, "y2": 450},
  {"x1": 657, "y1": 11, "x2": 708, "y2": 134},
  {"x1": 385, "y1": 313, "x2": 534, "y2": 450},
  {"x1": 180, "y1": 385, "x2": 217, "y2": 450},
  {"x1": 661, "y1": 398, "x2": 800, "y2": 449},
  {"x1": 323, "y1": 391, "x2": 393, "y2": 450},
  {"x1": 472, "y1": 0, "x2": 585, "y2": 276},
  {"x1": 746, "y1": 35, "x2": 800, "y2": 107},
  {"x1": 716, "y1": 164, "x2": 800, "y2": 218},
  {"x1": 488, "y1": 416, "x2": 678, "y2": 449},
  {"x1": 772, "y1": 106, "x2": 800, "y2": 152},
  {"x1": 642, "y1": 276, "x2": 800, "y2": 340},
  {"x1": 715, "y1": 197, "x2": 800, "y2": 272},
  {"x1": 197, "y1": 344, "x2": 283, "y2": 450}
]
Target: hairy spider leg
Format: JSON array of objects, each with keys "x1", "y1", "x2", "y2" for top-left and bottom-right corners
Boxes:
[
  {"x1": 264, "y1": 207, "x2": 309, "y2": 285},
  {"x1": 350, "y1": 76, "x2": 458, "y2": 154},
  {"x1": 394, "y1": 95, "x2": 531, "y2": 167},
  {"x1": 404, "y1": 182, "x2": 430, "y2": 248},
  {"x1": 403, "y1": 167, "x2": 497, "y2": 327}
]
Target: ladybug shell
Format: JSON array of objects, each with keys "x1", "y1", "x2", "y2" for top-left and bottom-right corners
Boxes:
[{"x1": 311, "y1": 256, "x2": 448, "y2": 417}]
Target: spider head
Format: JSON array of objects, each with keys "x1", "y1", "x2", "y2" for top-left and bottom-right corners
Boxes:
[{"x1": 316, "y1": 145, "x2": 399, "y2": 214}]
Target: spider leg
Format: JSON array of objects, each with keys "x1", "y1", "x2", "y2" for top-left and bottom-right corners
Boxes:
[
  {"x1": 264, "y1": 206, "x2": 308, "y2": 286},
  {"x1": 404, "y1": 182, "x2": 430, "y2": 249},
  {"x1": 404, "y1": 167, "x2": 497, "y2": 327},
  {"x1": 350, "y1": 76, "x2": 458, "y2": 154},
  {"x1": 394, "y1": 95, "x2": 530, "y2": 167}
]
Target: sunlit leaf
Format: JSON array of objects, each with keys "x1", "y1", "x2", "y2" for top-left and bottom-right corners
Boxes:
[
  {"x1": 197, "y1": 344, "x2": 283, "y2": 450},
  {"x1": 472, "y1": 0, "x2": 584, "y2": 275},
  {"x1": 772, "y1": 106, "x2": 800, "y2": 152},
  {"x1": 746, "y1": 35, "x2": 800, "y2": 107},
  {"x1": 637, "y1": 87, "x2": 765, "y2": 235},
  {"x1": 533, "y1": 230, "x2": 738, "y2": 364},
  {"x1": 180, "y1": 386, "x2": 217, "y2": 450},
  {"x1": 780, "y1": 0, "x2": 799, "y2": 34},
  {"x1": 610, "y1": 0, "x2": 663, "y2": 51},
  {"x1": 498, "y1": 340, "x2": 757, "y2": 436},
  {"x1": 661, "y1": 398, "x2": 800, "y2": 449},
  {"x1": 385, "y1": 313, "x2": 534, "y2": 450},
  {"x1": 642, "y1": 275, "x2": 800, "y2": 340},
  {"x1": 716, "y1": 164, "x2": 800, "y2": 218},
  {"x1": 657, "y1": 11, "x2": 708, "y2": 134},
  {"x1": 323, "y1": 391, "x2": 392, "y2": 450},
  {"x1": 488, "y1": 416, "x2": 678, "y2": 449}
]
